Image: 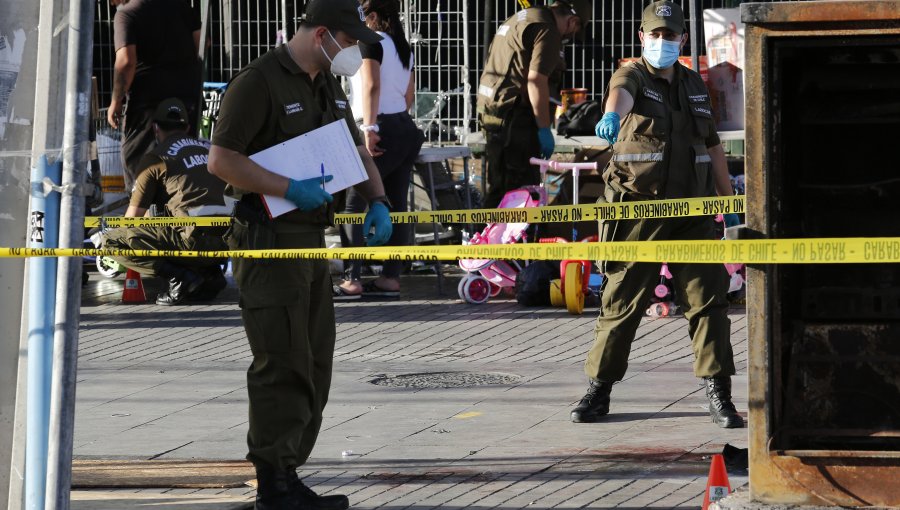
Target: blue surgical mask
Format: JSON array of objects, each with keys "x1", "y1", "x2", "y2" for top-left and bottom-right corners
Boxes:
[{"x1": 643, "y1": 36, "x2": 681, "y2": 69}]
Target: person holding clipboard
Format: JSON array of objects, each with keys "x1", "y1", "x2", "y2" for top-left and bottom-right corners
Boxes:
[{"x1": 208, "y1": 1, "x2": 391, "y2": 508}]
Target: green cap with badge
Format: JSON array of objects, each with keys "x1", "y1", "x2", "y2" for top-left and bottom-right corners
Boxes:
[
  {"x1": 152, "y1": 98, "x2": 189, "y2": 127},
  {"x1": 641, "y1": 0, "x2": 686, "y2": 34},
  {"x1": 303, "y1": 0, "x2": 382, "y2": 45},
  {"x1": 555, "y1": 0, "x2": 592, "y2": 41}
]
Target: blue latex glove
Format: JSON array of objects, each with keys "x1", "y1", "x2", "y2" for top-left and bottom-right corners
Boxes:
[
  {"x1": 363, "y1": 201, "x2": 393, "y2": 247},
  {"x1": 284, "y1": 175, "x2": 333, "y2": 211},
  {"x1": 537, "y1": 127, "x2": 555, "y2": 159},
  {"x1": 595, "y1": 111, "x2": 621, "y2": 145}
]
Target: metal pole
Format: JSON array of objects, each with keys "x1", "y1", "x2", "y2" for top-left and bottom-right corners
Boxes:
[
  {"x1": 44, "y1": 1, "x2": 94, "y2": 508},
  {"x1": 690, "y1": 0, "x2": 701, "y2": 72},
  {"x1": 6, "y1": 1, "x2": 67, "y2": 507}
]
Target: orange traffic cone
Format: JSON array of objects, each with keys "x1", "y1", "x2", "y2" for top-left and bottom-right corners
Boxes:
[
  {"x1": 702, "y1": 454, "x2": 731, "y2": 509},
  {"x1": 121, "y1": 269, "x2": 146, "y2": 303}
]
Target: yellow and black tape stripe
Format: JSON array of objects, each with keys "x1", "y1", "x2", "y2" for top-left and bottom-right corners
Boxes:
[
  {"x1": 4, "y1": 238, "x2": 900, "y2": 264},
  {"x1": 85, "y1": 195, "x2": 746, "y2": 228}
]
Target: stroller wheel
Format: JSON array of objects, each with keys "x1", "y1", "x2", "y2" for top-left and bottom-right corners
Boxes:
[
  {"x1": 549, "y1": 279, "x2": 564, "y2": 307},
  {"x1": 489, "y1": 282, "x2": 502, "y2": 297},
  {"x1": 564, "y1": 264, "x2": 585, "y2": 315},
  {"x1": 96, "y1": 256, "x2": 123, "y2": 278},
  {"x1": 462, "y1": 275, "x2": 491, "y2": 304},
  {"x1": 457, "y1": 275, "x2": 469, "y2": 301}
]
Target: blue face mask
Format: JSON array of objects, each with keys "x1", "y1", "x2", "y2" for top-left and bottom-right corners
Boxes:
[{"x1": 643, "y1": 36, "x2": 682, "y2": 69}]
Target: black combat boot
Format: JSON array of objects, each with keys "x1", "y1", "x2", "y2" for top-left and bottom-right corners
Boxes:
[
  {"x1": 570, "y1": 379, "x2": 613, "y2": 423},
  {"x1": 255, "y1": 467, "x2": 349, "y2": 510},
  {"x1": 154, "y1": 262, "x2": 203, "y2": 306},
  {"x1": 188, "y1": 265, "x2": 228, "y2": 301},
  {"x1": 704, "y1": 376, "x2": 744, "y2": 429}
]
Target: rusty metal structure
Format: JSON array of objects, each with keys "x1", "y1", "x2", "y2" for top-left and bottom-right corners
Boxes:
[{"x1": 743, "y1": 1, "x2": 900, "y2": 506}]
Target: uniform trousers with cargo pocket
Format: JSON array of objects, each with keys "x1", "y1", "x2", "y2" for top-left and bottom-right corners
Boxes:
[
  {"x1": 226, "y1": 219, "x2": 335, "y2": 471},
  {"x1": 585, "y1": 214, "x2": 736, "y2": 382},
  {"x1": 482, "y1": 107, "x2": 542, "y2": 210},
  {"x1": 103, "y1": 224, "x2": 227, "y2": 276}
]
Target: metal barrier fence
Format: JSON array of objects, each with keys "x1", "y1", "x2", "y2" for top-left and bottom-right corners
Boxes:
[{"x1": 93, "y1": 0, "x2": 799, "y2": 145}]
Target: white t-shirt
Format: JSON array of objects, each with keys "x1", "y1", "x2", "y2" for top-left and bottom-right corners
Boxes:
[{"x1": 349, "y1": 31, "x2": 414, "y2": 120}]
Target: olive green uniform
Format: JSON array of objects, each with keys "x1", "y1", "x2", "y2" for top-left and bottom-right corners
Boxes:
[
  {"x1": 585, "y1": 59, "x2": 735, "y2": 382},
  {"x1": 477, "y1": 7, "x2": 566, "y2": 208},
  {"x1": 104, "y1": 134, "x2": 230, "y2": 275},
  {"x1": 211, "y1": 45, "x2": 363, "y2": 472}
]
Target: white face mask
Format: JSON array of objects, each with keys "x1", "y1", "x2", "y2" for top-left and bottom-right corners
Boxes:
[{"x1": 321, "y1": 31, "x2": 362, "y2": 77}]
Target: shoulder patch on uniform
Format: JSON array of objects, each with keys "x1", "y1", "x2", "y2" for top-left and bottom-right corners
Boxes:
[
  {"x1": 688, "y1": 93, "x2": 709, "y2": 103},
  {"x1": 692, "y1": 105, "x2": 713, "y2": 116},
  {"x1": 642, "y1": 87, "x2": 664, "y2": 103},
  {"x1": 334, "y1": 99, "x2": 348, "y2": 110},
  {"x1": 517, "y1": 10, "x2": 527, "y2": 21},
  {"x1": 497, "y1": 25, "x2": 510, "y2": 36},
  {"x1": 284, "y1": 102, "x2": 303, "y2": 115}
]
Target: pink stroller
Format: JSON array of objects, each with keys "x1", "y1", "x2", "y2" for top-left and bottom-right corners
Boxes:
[{"x1": 457, "y1": 185, "x2": 547, "y2": 304}]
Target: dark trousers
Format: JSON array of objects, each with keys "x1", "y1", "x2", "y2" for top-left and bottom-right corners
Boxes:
[
  {"x1": 104, "y1": 224, "x2": 226, "y2": 276},
  {"x1": 340, "y1": 112, "x2": 424, "y2": 280},
  {"x1": 483, "y1": 109, "x2": 541, "y2": 209},
  {"x1": 585, "y1": 215, "x2": 736, "y2": 382},
  {"x1": 227, "y1": 221, "x2": 334, "y2": 471},
  {"x1": 121, "y1": 98, "x2": 198, "y2": 192}
]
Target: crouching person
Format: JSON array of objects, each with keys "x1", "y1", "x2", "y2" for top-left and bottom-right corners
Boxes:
[{"x1": 104, "y1": 98, "x2": 232, "y2": 305}]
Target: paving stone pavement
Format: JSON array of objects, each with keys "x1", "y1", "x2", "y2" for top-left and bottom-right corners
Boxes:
[{"x1": 72, "y1": 270, "x2": 749, "y2": 509}]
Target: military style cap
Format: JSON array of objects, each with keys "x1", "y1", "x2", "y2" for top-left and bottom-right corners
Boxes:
[
  {"x1": 555, "y1": 0, "x2": 592, "y2": 40},
  {"x1": 153, "y1": 98, "x2": 189, "y2": 126},
  {"x1": 304, "y1": 0, "x2": 382, "y2": 45},
  {"x1": 641, "y1": 0, "x2": 686, "y2": 34}
]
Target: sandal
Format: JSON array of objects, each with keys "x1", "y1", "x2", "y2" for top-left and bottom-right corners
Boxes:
[
  {"x1": 362, "y1": 280, "x2": 400, "y2": 298},
  {"x1": 333, "y1": 284, "x2": 362, "y2": 301}
]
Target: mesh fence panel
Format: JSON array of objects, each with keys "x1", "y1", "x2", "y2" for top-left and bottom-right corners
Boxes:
[{"x1": 93, "y1": 0, "x2": 800, "y2": 143}]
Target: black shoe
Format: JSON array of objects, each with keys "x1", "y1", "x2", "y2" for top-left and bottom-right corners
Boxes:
[
  {"x1": 188, "y1": 267, "x2": 228, "y2": 302},
  {"x1": 704, "y1": 376, "x2": 744, "y2": 429},
  {"x1": 155, "y1": 271, "x2": 204, "y2": 306},
  {"x1": 571, "y1": 380, "x2": 612, "y2": 423},
  {"x1": 255, "y1": 468, "x2": 349, "y2": 510}
]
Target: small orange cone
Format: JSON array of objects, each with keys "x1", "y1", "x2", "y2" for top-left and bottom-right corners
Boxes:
[
  {"x1": 702, "y1": 454, "x2": 731, "y2": 509},
  {"x1": 121, "y1": 269, "x2": 146, "y2": 303}
]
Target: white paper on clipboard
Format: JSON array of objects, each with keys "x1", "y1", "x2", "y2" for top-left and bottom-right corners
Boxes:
[{"x1": 250, "y1": 120, "x2": 367, "y2": 218}]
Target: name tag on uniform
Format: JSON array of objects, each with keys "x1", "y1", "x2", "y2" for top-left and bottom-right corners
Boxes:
[
  {"x1": 688, "y1": 93, "x2": 710, "y2": 103},
  {"x1": 642, "y1": 87, "x2": 663, "y2": 103},
  {"x1": 335, "y1": 100, "x2": 348, "y2": 110},
  {"x1": 284, "y1": 102, "x2": 303, "y2": 115}
]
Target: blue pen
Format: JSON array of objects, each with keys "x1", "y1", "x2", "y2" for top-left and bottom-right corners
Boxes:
[{"x1": 320, "y1": 162, "x2": 325, "y2": 190}]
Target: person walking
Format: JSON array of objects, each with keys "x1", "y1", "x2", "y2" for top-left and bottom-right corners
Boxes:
[
  {"x1": 207, "y1": 1, "x2": 393, "y2": 508},
  {"x1": 476, "y1": 0, "x2": 591, "y2": 209},
  {"x1": 570, "y1": 1, "x2": 743, "y2": 429},
  {"x1": 336, "y1": 0, "x2": 425, "y2": 300},
  {"x1": 107, "y1": 0, "x2": 202, "y2": 191}
]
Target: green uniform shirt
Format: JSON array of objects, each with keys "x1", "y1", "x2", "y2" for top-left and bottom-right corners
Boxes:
[
  {"x1": 604, "y1": 59, "x2": 720, "y2": 199},
  {"x1": 212, "y1": 45, "x2": 363, "y2": 224},
  {"x1": 477, "y1": 7, "x2": 566, "y2": 121},
  {"x1": 131, "y1": 134, "x2": 229, "y2": 217}
]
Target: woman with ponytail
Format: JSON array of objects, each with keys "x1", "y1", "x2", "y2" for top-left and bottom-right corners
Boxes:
[{"x1": 336, "y1": 0, "x2": 424, "y2": 299}]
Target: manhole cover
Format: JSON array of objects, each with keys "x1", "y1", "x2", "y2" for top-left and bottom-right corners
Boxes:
[{"x1": 370, "y1": 372, "x2": 522, "y2": 389}]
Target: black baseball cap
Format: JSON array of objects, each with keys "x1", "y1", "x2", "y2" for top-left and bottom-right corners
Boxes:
[
  {"x1": 641, "y1": 1, "x2": 686, "y2": 34},
  {"x1": 304, "y1": 0, "x2": 382, "y2": 45},
  {"x1": 152, "y1": 98, "x2": 189, "y2": 126}
]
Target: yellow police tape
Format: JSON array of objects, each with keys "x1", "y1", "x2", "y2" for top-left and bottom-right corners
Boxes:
[
  {"x1": 84, "y1": 195, "x2": 746, "y2": 228},
  {"x1": 4, "y1": 238, "x2": 900, "y2": 264}
]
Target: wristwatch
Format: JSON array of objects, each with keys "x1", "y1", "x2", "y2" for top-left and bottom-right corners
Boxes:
[
  {"x1": 369, "y1": 195, "x2": 392, "y2": 209},
  {"x1": 360, "y1": 124, "x2": 380, "y2": 133}
]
